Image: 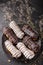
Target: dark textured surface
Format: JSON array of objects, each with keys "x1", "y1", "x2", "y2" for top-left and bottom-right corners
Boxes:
[{"x1": 0, "y1": 0, "x2": 43, "y2": 65}]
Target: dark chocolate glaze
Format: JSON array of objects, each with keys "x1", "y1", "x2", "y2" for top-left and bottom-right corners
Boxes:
[
  {"x1": 3, "y1": 27, "x2": 18, "y2": 45},
  {"x1": 22, "y1": 25, "x2": 39, "y2": 41},
  {"x1": 23, "y1": 36, "x2": 40, "y2": 53}
]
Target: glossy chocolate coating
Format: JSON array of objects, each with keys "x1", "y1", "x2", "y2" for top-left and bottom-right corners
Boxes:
[
  {"x1": 22, "y1": 25, "x2": 39, "y2": 41},
  {"x1": 23, "y1": 36, "x2": 40, "y2": 53},
  {"x1": 3, "y1": 27, "x2": 18, "y2": 45}
]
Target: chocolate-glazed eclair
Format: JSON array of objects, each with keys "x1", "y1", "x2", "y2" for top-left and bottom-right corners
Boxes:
[
  {"x1": 9, "y1": 21, "x2": 24, "y2": 39},
  {"x1": 22, "y1": 25, "x2": 39, "y2": 41},
  {"x1": 4, "y1": 40, "x2": 21, "y2": 58},
  {"x1": 23, "y1": 36, "x2": 40, "y2": 53},
  {"x1": 16, "y1": 42, "x2": 35, "y2": 59},
  {"x1": 3, "y1": 27, "x2": 18, "y2": 45}
]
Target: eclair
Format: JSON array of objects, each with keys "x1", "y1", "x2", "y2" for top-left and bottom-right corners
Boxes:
[
  {"x1": 16, "y1": 42, "x2": 35, "y2": 59},
  {"x1": 9, "y1": 21, "x2": 24, "y2": 39},
  {"x1": 4, "y1": 40, "x2": 21, "y2": 58},
  {"x1": 22, "y1": 25, "x2": 39, "y2": 41},
  {"x1": 23, "y1": 36, "x2": 40, "y2": 53},
  {"x1": 3, "y1": 27, "x2": 18, "y2": 45}
]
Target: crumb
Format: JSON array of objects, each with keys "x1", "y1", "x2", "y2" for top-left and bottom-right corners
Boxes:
[
  {"x1": 8, "y1": 59, "x2": 11, "y2": 63},
  {"x1": 25, "y1": 61, "x2": 27, "y2": 63},
  {"x1": 32, "y1": 63, "x2": 36, "y2": 65},
  {"x1": 38, "y1": 60, "x2": 39, "y2": 62},
  {"x1": 42, "y1": 52, "x2": 43, "y2": 55},
  {"x1": 35, "y1": 64, "x2": 36, "y2": 65}
]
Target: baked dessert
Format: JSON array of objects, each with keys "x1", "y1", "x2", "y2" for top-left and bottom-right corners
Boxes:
[
  {"x1": 9, "y1": 21, "x2": 24, "y2": 39},
  {"x1": 22, "y1": 25, "x2": 39, "y2": 41},
  {"x1": 3, "y1": 27, "x2": 18, "y2": 45},
  {"x1": 23, "y1": 36, "x2": 40, "y2": 53},
  {"x1": 16, "y1": 42, "x2": 35, "y2": 59},
  {"x1": 4, "y1": 40, "x2": 21, "y2": 58}
]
